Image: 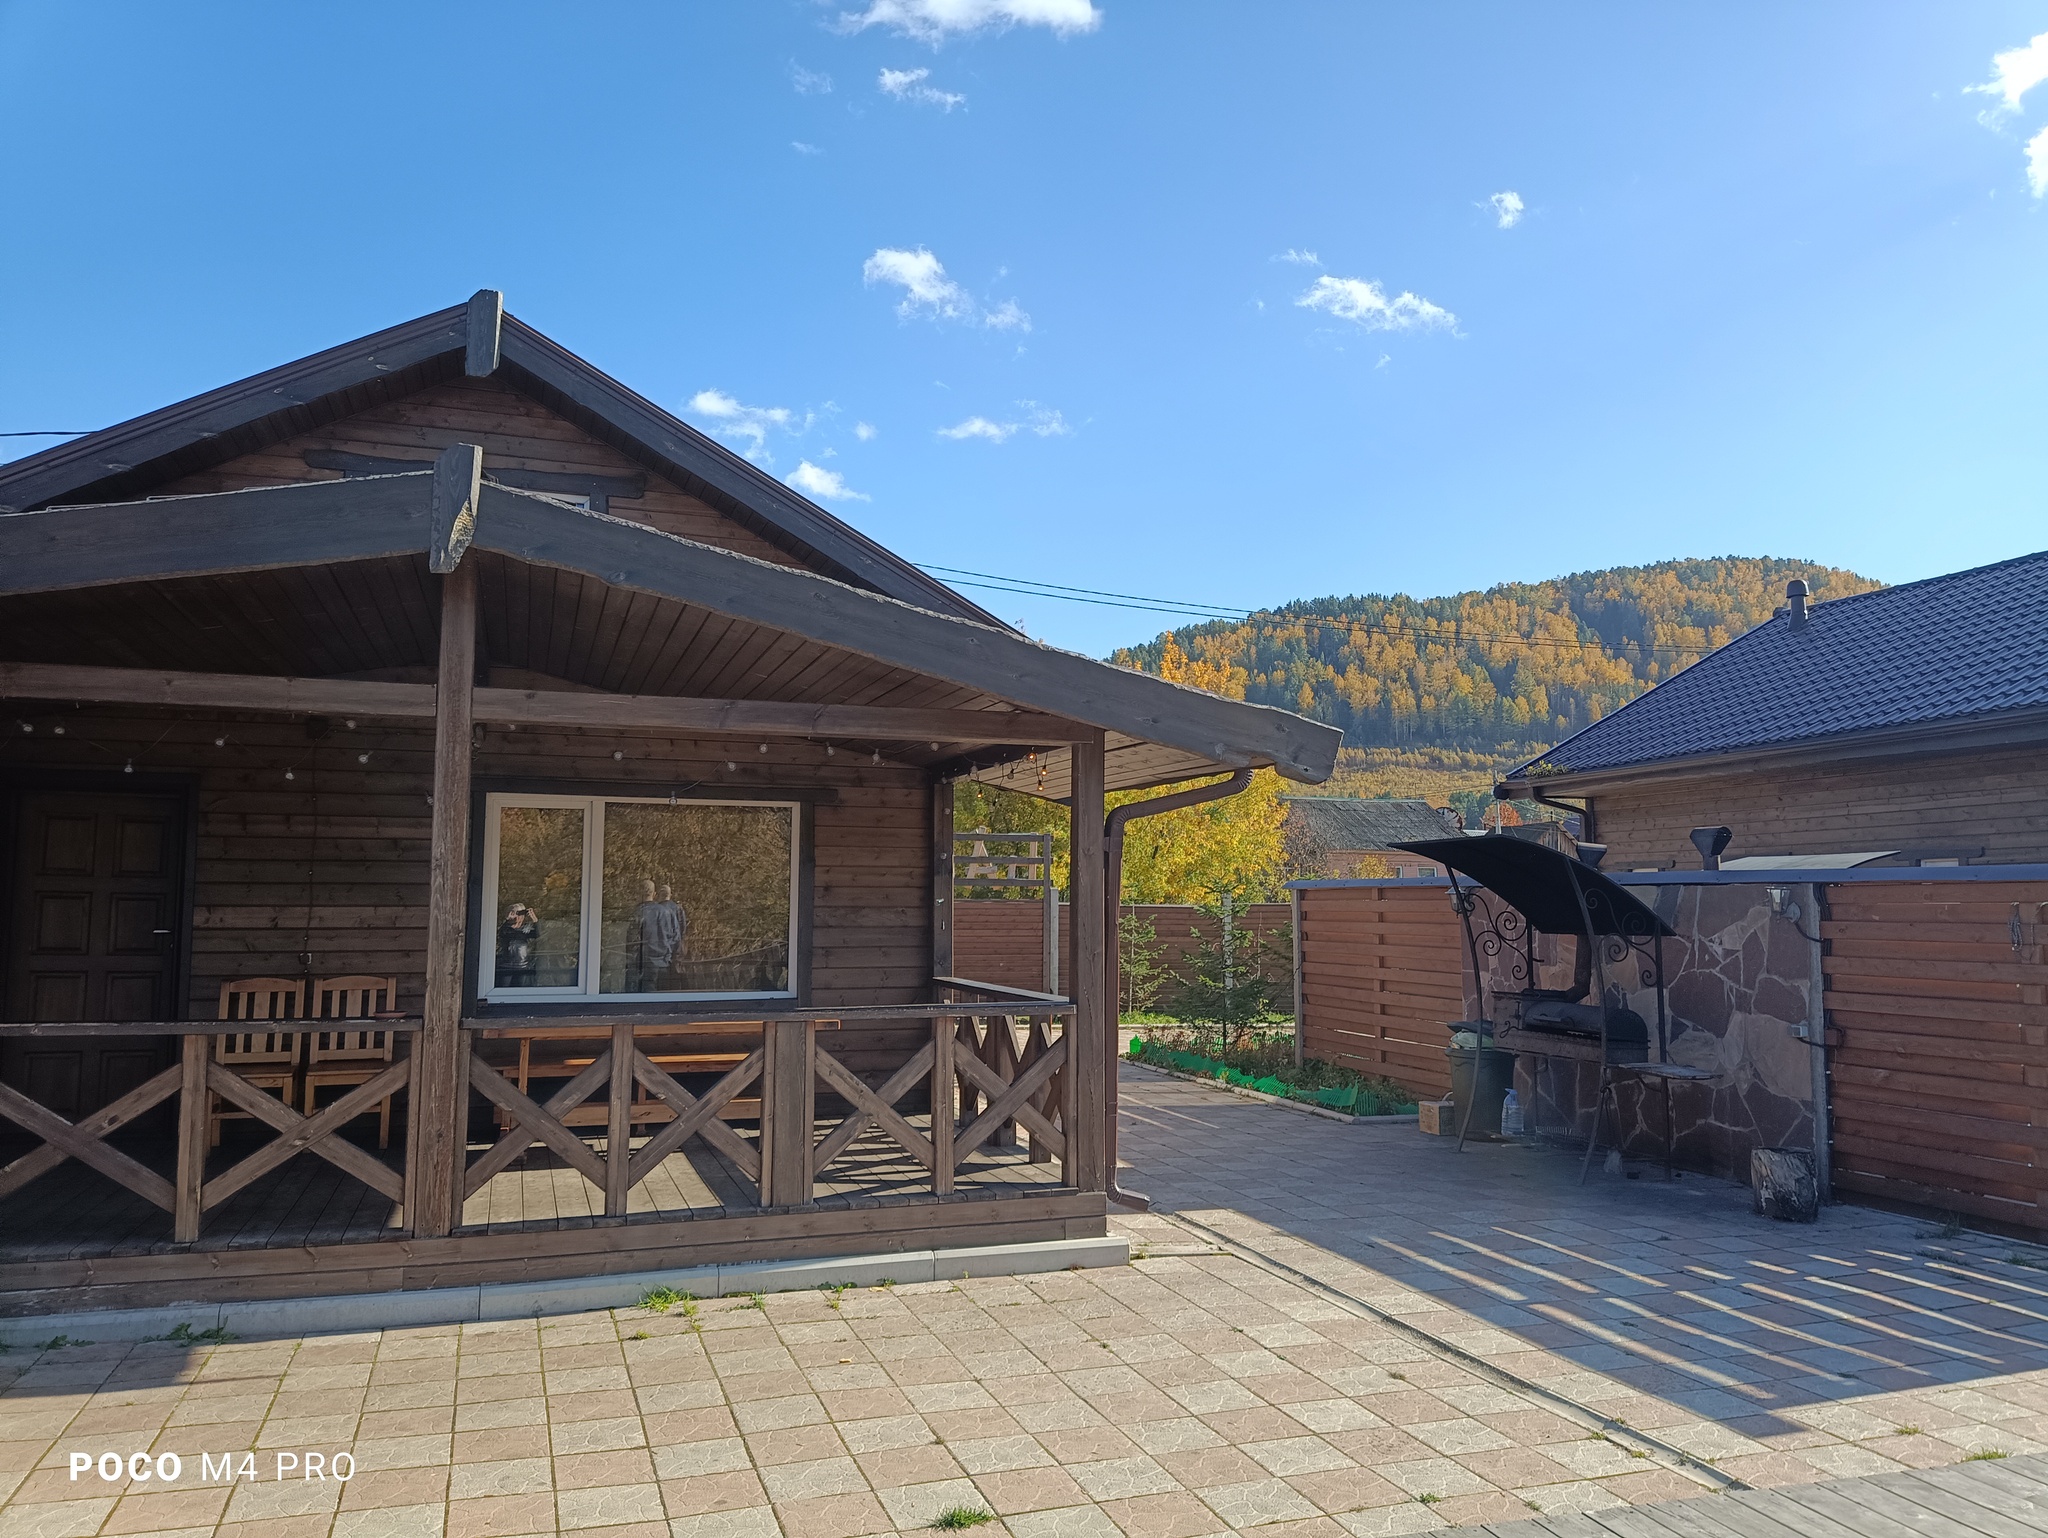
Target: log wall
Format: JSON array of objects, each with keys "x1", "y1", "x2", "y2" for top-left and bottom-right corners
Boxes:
[{"x1": 0, "y1": 706, "x2": 932, "y2": 1077}]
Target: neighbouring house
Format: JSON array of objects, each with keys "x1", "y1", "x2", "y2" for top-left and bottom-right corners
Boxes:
[
  {"x1": 1283, "y1": 796, "x2": 1460, "y2": 878},
  {"x1": 1494, "y1": 556, "x2": 2048, "y2": 870},
  {"x1": 0, "y1": 291, "x2": 1340, "y2": 1316}
]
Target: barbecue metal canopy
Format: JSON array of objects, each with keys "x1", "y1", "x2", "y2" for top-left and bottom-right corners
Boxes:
[{"x1": 1390, "y1": 836, "x2": 1675, "y2": 938}]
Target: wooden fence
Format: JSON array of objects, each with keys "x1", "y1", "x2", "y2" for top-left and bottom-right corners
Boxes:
[
  {"x1": 1293, "y1": 871, "x2": 2048, "y2": 1236},
  {"x1": 1822, "y1": 879, "x2": 2048, "y2": 1233},
  {"x1": 953, "y1": 901, "x2": 1294, "y2": 1012},
  {"x1": 1295, "y1": 883, "x2": 1468, "y2": 1098}
]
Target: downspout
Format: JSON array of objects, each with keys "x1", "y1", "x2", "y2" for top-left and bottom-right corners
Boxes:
[
  {"x1": 1102, "y1": 767, "x2": 1256, "y2": 1210},
  {"x1": 1503, "y1": 782, "x2": 1595, "y2": 842}
]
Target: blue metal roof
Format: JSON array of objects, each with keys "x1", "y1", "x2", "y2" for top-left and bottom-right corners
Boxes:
[{"x1": 1508, "y1": 549, "x2": 2048, "y2": 779}]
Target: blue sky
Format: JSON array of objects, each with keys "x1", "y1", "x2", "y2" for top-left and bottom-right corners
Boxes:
[{"x1": 3, "y1": 2, "x2": 2046, "y2": 655}]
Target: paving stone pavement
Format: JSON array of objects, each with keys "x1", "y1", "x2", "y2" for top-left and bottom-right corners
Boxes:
[{"x1": 2, "y1": 1064, "x2": 2047, "y2": 1536}]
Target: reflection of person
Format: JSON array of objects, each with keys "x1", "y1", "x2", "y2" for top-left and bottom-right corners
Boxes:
[
  {"x1": 497, "y1": 903, "x2": 540, "y2": 987},
  {"x1": 629, "y1": 879, "x2": 684, "y2": 991}
]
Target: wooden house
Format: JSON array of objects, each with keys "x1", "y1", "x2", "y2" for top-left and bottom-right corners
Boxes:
[
  {"x1": 1281, "y1": 796, "x2": 1460, "y2": 878},
  {"x1": 1494, "y1": 562, "x2": 2048, "y2": 871},
  {"x1": 0, "y1": 292, "x2": 1340, "y2": 1316}
]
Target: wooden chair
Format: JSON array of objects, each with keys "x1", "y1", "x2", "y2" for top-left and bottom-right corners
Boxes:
[
  {"x1": 212, "y1": 977, "x2": 306, "y2": 1147},
  {"x1": 304, "y1": 976, "x2": 400, "y2": 1149}
]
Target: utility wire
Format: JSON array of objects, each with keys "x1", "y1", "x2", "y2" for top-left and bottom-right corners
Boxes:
[
  {"x1": 916, "y1": 561, "x2": 1721, "y2": 658},
  {"x1": 0, "y1": 430, "x2": 94, "y2": 437}
]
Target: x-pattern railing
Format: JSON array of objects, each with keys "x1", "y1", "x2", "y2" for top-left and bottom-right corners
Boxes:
[{"x1": 0, "y1": 1024, "x2": 414, "y2": 1243}]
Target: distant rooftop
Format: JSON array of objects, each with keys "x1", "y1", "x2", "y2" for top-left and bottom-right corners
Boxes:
[
  {"x1": 1504, "y1": 550, "x2": 2048, "y2": 784},
  {"x1": 1283, "y1": 796, "x2": 1456, "y2": 849}
]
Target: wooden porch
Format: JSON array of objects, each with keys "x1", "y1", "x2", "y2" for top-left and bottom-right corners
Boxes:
[{"x1": 0, "y1": 996, "x2": 1087, "y2": 1313}]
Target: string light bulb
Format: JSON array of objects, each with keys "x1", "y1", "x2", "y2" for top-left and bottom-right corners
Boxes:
[
  {"x1": 214, "y1": 736, "x2": 226, "y2": 747},
  {"x1": 17, "y1": 722, "x2": 30, "y2": 734},
  {"x1": 356, "y1": 752, "x2": 370, "y2": 764},
  {"x1": 284, "y1": 769, "x2": 294, "y2": 781},
  {"x1": 725, "y1": 760, "x2": 737, "y2": 771},
  {"x1": 824, "y1": 743, "x2": 834, "y2": 756},
  {"x1": 51, "y1": 726, "x2": 62, "y2": 735},
  {"x1": 123, "y1": 759, "x2": 133, "y2": 774},
  {"x1": 612, "y1": 750, "x2": 624, "y2": 761},
  {"x1": 872, "y1": 750, "x2": 882, "y2": 764},
  {"x1": 758, "y1": 743, "x2": 768, "y2": 754}
]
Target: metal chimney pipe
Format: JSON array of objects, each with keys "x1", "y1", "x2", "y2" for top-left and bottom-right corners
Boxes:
[{"x1": 1786, "y1": 578, "x2": 1809, "y2": 627}]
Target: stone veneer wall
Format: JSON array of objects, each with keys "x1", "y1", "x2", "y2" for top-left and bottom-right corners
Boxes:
[{"x1": 1489, "y1": 880, "x2": 1823, "y2": 1183}]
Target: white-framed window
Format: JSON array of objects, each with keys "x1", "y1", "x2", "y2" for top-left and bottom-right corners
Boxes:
[{"x1": 478, "y1": 792, "x2": 798, "y2": 1003}]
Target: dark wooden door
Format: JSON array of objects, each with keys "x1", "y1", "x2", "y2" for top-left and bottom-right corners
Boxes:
[{"x1": 0, "y1": 791, "x2": 185, "y2": 1120}]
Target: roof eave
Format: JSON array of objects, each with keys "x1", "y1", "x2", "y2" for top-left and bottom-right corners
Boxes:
[{"x1": 1496, "y1": 704, "x2": 2048, "y2": 798}]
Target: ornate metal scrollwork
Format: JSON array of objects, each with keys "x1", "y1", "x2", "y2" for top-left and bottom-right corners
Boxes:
[{"x1": 1449, "y1": 880, "x2": 1532, "y2": 993}]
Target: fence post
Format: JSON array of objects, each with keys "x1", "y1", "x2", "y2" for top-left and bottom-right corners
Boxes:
[
  {"x1": 1291, "y1": 887, "x2": 1305, "y2": 1070},
  {"x1": 174, "y1": 1034, "x2": 208, "y2": 1243}
]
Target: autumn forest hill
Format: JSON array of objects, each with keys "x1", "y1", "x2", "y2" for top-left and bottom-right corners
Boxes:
[{"x1": 1111, "y1": 556, "x2": 1881, "y2": 772}]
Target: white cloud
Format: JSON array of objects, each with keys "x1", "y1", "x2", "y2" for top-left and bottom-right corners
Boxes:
[
  {"x1": 938, "y1": 415, "x2": 1017, "y2": 442},
  {"x1": 1275, "y1": 248, "x2": 1321, "y2": 266},
  {"x1": 792, "y1": 141, "x2": 822, "y2": 155},
  {"x1": 863, "y1": 246, "x2": 1028, "y2": 329},
  {"x1": 937, "y1": 402, "x2": 1068, "y2": 441},
  {"x1": 1490, "y1": 190, "x2": 1524, "y2": 229},
  {"x1": 2030, "y1": 124, "x2": 2048, "y2": 197},
  {"x1": 840, "y1": 0, "x2": 1100, "y2": 45},
  {"x1": 688, "y1": 388, "x2": 812, "y2": 459},
  {"x1": 981, "y1": 298, "x2": 1030, "y2": 332},
  {"x1": 790, "y1": 62, "x2": 834, "y2": 94},
  {"x1": 879, "y1": 66, "x2": 966, "y2": 109},
  {"x1": 1296, "y1": 274, "x2": 1456, "y2": 333},
  {"x1": 1970, "y1": 30, "x2": 2048, "y2": 115},
  {"x1": 853, "y1": 421, "x2": 878, "y2": 441},
  {"x1": 864, "y1": 246, "x2": 974, "y2": 319},
  {"x1": 787, "y1": 460, "x2": 870, "y2": 501}
]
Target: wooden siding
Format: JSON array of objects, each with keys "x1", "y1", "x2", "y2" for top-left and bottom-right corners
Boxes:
[
  {"x1": 0, "y1": 708, "x2": 933, "y2": 1072},
  {"x1": 1295, "y1": 884, "x2": 1467, "y2": 1099},
  {"x1": 1590, "y1": 745, "x2": 2048, "y2": 870},
  {"x1": 156, "y1": 377, "x2": 810, "y2": 572},
  {"x1": 1824, "y1": 879, "x2": 2048, "y2": 1233}
]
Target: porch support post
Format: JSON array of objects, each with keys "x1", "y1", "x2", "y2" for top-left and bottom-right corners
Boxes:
[
  {"x1": 1066, "y1": 731, "x2": 1108, "y2": 1192},
  {"x1": 173, "y1": 1034, "x2": 208, "y2": 1243},
  {"x1": 411, "y1": 559, "x2": 478, "y2": 1236},
  {"x1": 931, "y1": 774, "x2": 954, "y2": 980},
  {"x1": 760, "y1": 1019, "x2": 815, "y2": 1208}
]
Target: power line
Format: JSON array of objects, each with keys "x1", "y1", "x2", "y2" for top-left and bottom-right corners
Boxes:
[
  {"x1": 916, "y1": 561, "x2": 1721, "y2": 658},
  {"x1": 0, "y1": 430, "x2": 95, "y2": 438}
]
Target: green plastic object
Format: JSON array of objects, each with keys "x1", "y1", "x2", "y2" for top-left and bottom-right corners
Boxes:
[{"x1": 1252, "y1": 1075, "x2": 1287, "y2": 1095}]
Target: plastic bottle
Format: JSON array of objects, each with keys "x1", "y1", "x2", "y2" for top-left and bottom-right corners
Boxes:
[{"x1": 1500, "y1": 1088, "x2": 1524, "y2": 1138}]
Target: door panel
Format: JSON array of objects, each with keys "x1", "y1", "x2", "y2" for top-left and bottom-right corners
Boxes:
[{"x1": 1, "y1": 790, "x2": 186, "y2": 1121}]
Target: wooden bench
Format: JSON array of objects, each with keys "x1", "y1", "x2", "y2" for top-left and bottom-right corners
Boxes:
[{"x1": 491, "y1": 1038, "x2": 759, "y2": 1130}]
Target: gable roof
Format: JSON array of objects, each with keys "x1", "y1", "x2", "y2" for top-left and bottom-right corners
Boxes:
[
  {"x1": 0, "y1": 292, "x2": 1000, "y2": 626},
  {"x1": 0, "y1": 466, "x2": 1343, "y2": 796},
  {"x1": 1283, "y1": 797, "x2": 1455, "y2": 849},
  {"x1": 1499, "y1": 549, "x2": 2048, "y2": 792}
]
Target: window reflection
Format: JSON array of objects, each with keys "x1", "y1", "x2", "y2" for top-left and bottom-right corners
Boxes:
[
  {"x1": 493, "y1": 806, "x2": 584, "y2": 989},
  {"x1": 598, "y1": 803, "x2": 791, "y2": 995}
]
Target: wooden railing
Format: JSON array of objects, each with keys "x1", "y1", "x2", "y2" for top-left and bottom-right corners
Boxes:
[
  {"x1": 0, "y1": 1020, "x2": 417, "y2": 1244},
  {"x1": 0, "y1": 993, "x2": 1078, "y2": 1246}
]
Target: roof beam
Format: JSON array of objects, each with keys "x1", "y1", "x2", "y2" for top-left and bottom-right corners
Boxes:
[
  {"x1": 429, "y1": 443, "x2": 482, "y2": 573},
  {"x1": 0, "y1": 662, "x2": 1090, "y2": 743},
  {"x1": 0, "y1": 473, "x2": 434, "y2": 594},
  {"x1": 472, "y1": 485, "x2": 1341, "y2": 782},
  {"x1": 466, "y1": 290, "x2": 503, "y2": 376}
]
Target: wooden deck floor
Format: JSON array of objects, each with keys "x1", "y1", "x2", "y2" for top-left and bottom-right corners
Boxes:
[
  {"x1": 1454, "y1": 1451, "x2": 2048, "y2": 1537},
  {"x1": 0, "y1": 1116, "x2": 1061, "y2": 1261}
]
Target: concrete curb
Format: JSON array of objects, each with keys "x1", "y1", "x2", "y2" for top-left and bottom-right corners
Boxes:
[
  {"x1": 0, "y1": 1234, "x2": 1128, "y2": 1347},
  {"x1": 1125, "y1": 1059, "x2": 1417, "y2": 1126}
]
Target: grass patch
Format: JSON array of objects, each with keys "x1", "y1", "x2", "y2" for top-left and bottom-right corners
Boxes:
[
  {"x1": 1965, "y1": 1449, "x2": 2010, "y2": 1461},
  {"x1": 1896, "y1": 1425, "x2": 1922, "y2": 1435},
  {"x1": 629, "y1": 1330, "x2": 651, "y2": 1341},
  {"x1": 639, "y1": 1285, "x2": 696, "y2": 1315},
  {"x1": 1416, "y1": 1492, "x2": 1442, "y2": 1505},
  {"x1": 737, "y1": 1293, "x2": 765, "y2": 1311},
  {"x1": 146, "y1": 1322, "x2": 235, "y2": 1345},
  {"x1": 34, "y1": 1334, "x2": 91, "y2": 1351},
  {"x1": 930, "y1": 1506, "x2": 994, "y2": 1529},
  {"x1": 1128, "y1": 1027, "x2": 1417, "y2": 1116}
]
